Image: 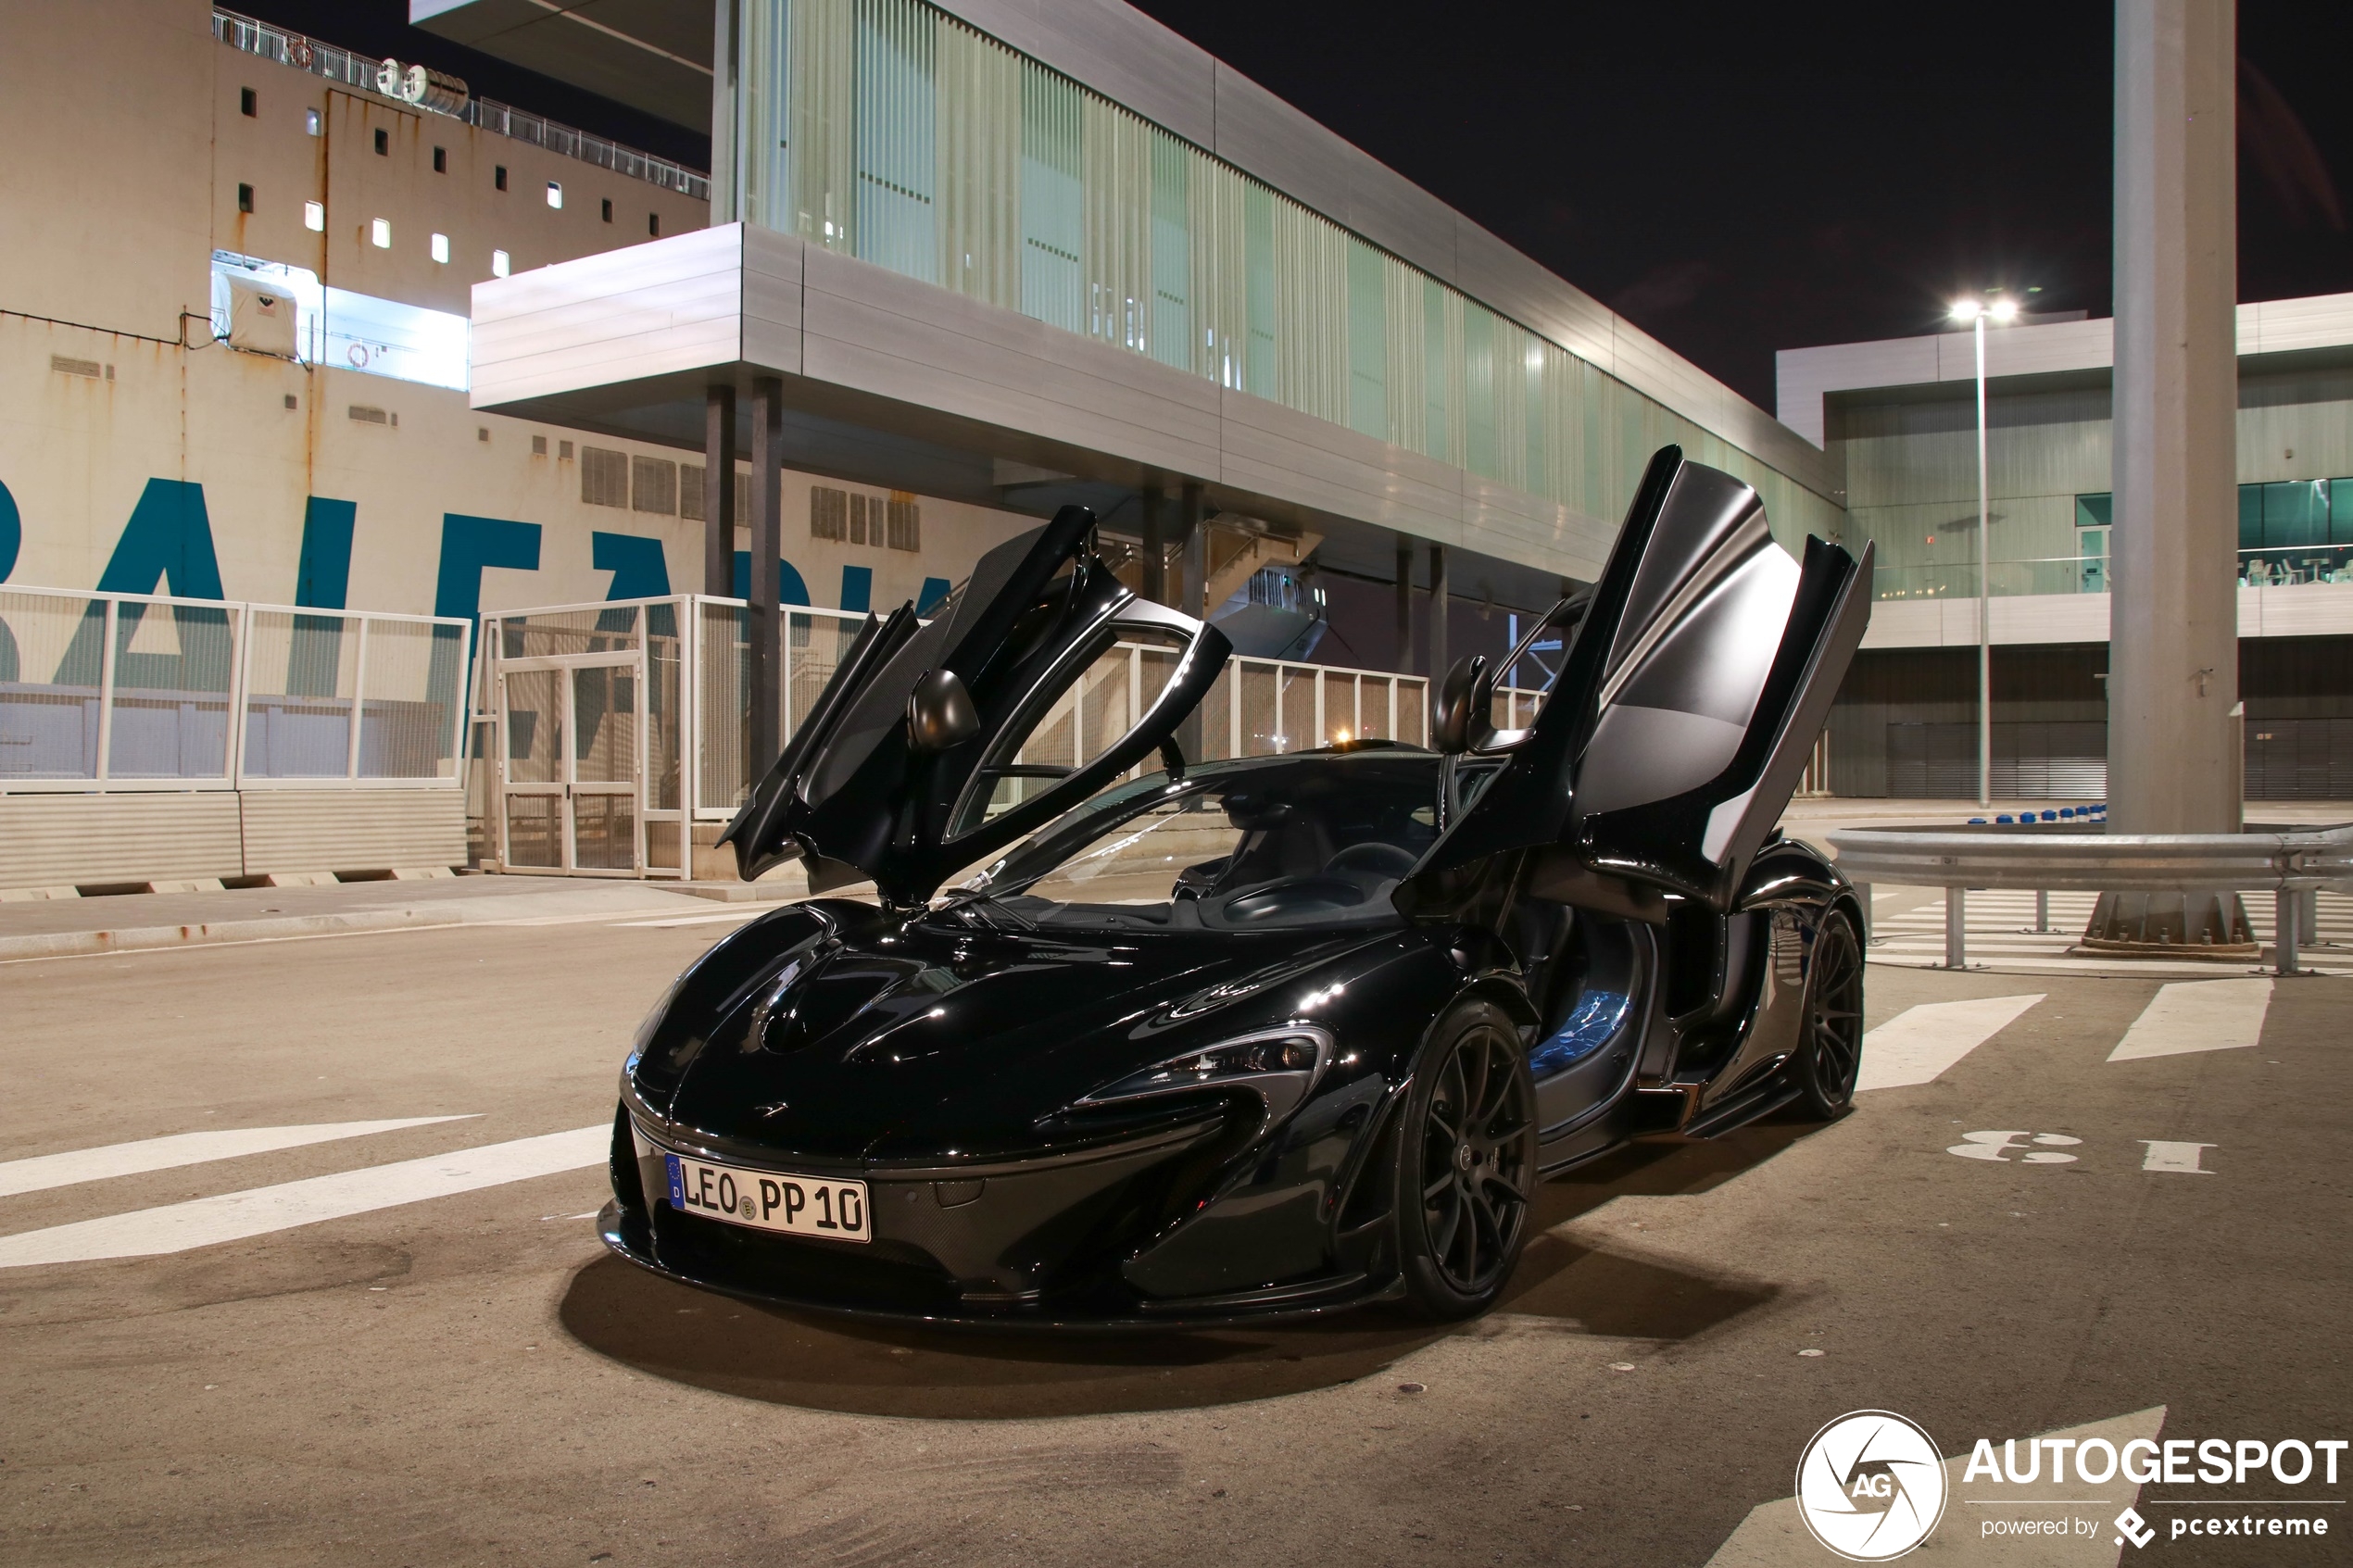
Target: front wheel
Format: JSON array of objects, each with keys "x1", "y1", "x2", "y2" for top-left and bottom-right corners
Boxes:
[
  {"x1": 1794, "y1": 909, "x2": 1864, "y2": 1120},
  {"x1": 1391, "y1": 1001, "x2": 1537, "y2": 1320}
]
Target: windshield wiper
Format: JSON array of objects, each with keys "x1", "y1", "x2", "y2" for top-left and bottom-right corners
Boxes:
[{"x1": 933, "y1": 885, "x2": 1037, "y2": 931}]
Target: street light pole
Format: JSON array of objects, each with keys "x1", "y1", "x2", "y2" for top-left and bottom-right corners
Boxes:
[
  {"x1": 1951, "y1": 295, "x2": 2017, "y2": 809},
  {"x1": 1974, "y1": 307, "x2": 1990, "y2": 809}
]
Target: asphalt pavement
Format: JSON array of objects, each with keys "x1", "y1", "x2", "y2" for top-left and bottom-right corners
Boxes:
[{"x1": 0, "y1": 889, "x2": 2346, "y2": 1566}]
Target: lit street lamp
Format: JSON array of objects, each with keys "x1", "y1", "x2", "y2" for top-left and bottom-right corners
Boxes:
[{"x1": 1950, "y1": 294, "x2": 2019, "y2": 808}]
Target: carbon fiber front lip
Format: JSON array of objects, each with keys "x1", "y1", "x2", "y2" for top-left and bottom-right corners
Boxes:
[{"x1": 596, "y1": 1201, "x2": 1401, "y2": 1333}]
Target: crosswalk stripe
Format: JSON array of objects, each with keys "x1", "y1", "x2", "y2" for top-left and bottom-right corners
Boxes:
[
  {"x1": 0, "y1": 1125, "x2": 608, "y2": 1269},
  {"x1": 1856, "y1": 995, "x2": 2045, "y2": 1092},
  {"x1": 2108, "y1": 978, "x2": 2274, "y2": 1061},
  {"x1": 0, "y1": 1118, "x2": 477, "y2": 1199}
]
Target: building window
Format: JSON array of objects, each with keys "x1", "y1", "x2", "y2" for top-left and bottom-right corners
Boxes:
[
  {"x1": 237, "y1": 183, "x2": 253, "y2": 214},
  {"x1": 680, "y1": 465, "x2": 705, "y2": 521},
  {"x1": 546, "y1": 181, "x2": 563, "y2": 209},
  {"x1": 305, "y1": 107, "x2": 321, "y2": 136},
  {"x1": 373, "y1": 127, "x2": 388, "y2": 157},
  {"x1": 887, "y1": 495, "x2": 921, "y2": 551},
  {"x1": 347, "y1": 404, "x2": 389, "y2": 425},
  {"x1": 810, "y1": 486, "x2": 847, "y2": 541},
  {"x1": 495, "y1": 165, "x2": 508, "y2": 192},
  {"x1": 581, "y1": 446, "x2": 630, "y2": 507},
  {"x1": 560, "y1": 440, "x2": 573, "y2": 460},
  {"x1": 304, "y1": 200, "x2": 323, "y2": 232},
  {"x1": 433, "y1": 146, "x2": 447, "y2": 174},
  {"x1": 648, "y1": 212, "x2": 661, "y2": 237},
  {"x1": 601, "y1": 197, "x2": 613, "y2": 223},
  {"x1": 477, "y1": 426, "x2": 489, "y2": 443},
  {"x1": 284, "y1": 394, "x2": 297, "y2": 409},
  {"x1": 491, "y1": 248, "x2": 510, "y2": 278},
  {"x1": 239, "y1": 87, "x2": 256, "y2": 118},
  {"x1": 431, "y1": 232, "x2": 449, "y2": 264},
  {"x1": 632, "y1": 456, "x2": 678, "y2": 515},
  {"x1": 371, "y1": 218, "x2": 391, "y2": 248},
  {"x1": 532, "y1": 434, "x2": 547, "y2": 456}
]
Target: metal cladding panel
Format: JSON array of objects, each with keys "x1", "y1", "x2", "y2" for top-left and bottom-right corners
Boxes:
[
  {"x1": 2254, "y1": 582, "x2": 2353, "y2": 638},
  {"x1": 1953, "y1": 318, "x2": 2117, "y2": 383},
  {"x1": 239, "y1": 788, "x2": 467, "y2": 873},
  {"x1": 1214, "y1": 389, "x2": 1463, "y2": 541},
  {"x1": 799, "y1": 245, "x2": 1224, "y2": 478},
  {"x1": 1462, "y1": 474, "x2": 1614, "y2": 584},
  {"x1": 2244, "y1": 292, "x2": 2353, "y2": 356},
  {"x1": 740, "y1": 225, "x2": 805, "y2": 377},
  {"x1": 470, "y1": 226, "x2": 747, "y2": 408},
  {"x1": 0, "y1": 794, "x2": 244, "y2": 890},
  {"x1": 933, "y1": 0, "x2": 1218, "y2": 148}
]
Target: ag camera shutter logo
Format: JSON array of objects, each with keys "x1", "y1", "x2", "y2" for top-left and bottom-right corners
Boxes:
[{"x1": 1796, "y1": 1411, "x2": 1950, "y2": 1561}]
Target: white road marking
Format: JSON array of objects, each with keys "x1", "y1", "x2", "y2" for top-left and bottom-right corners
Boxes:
[
  {"x1": 2108, "y1": 979, "x2": 2273, "y2": 1061},
  {"x1": 0, "y1": 1118, "x2": 477, "y2": 1199},
  {"x1": 1947, "y1": 1131, "x2": 2080, "y2": 1163},
  {"x1": 0, "y1": 1125, "x2": 607, "y2": 1268},
  {"x1": 2139, "y1": 1140, "x2": 2218, "y2": 1174},
  {"x1": 1856, "y1": 994, "x2": 2045, "y2": 1091},
  {"x1": 1706, "y1": 1406, "x2": 2168, "y2": 1566}
]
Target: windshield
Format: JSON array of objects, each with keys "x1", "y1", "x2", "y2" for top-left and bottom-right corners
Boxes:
[{"x1": 951, "y1": 750, "x2": 1441, "y2": 931}]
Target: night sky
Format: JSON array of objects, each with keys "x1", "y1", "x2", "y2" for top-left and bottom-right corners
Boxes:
[{"x1": 245, "y1": 2, "x2": 2353, "y2": 413}]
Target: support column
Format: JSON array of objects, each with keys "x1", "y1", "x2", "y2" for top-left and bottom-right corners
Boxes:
[
  {"x1": 1427, "y1": 543, "x2": 1449, "y2": 682},
  {"x1": 2089, "y1": 0, "x2": 2250, "y2": 952},
  {"x1": 1176, "y1": 481, "x2": 1206, "y2": 760},
  {"x1": 703, "y1": 384, "x2": 737, "y2": 598},
  {"x1": 1139, "y1": 484, "x2": 1165, "y2": 606},
  {"x1": 1394, "y1": 537, "x2": 1416, "y2": 675},
  {"x1": 748, "y1": 377, "x2": 785, "y2": 775}
]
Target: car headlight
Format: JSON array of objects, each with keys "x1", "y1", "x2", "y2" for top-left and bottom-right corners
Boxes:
[{"x1": 1077, "y1": 1025, "x2": 1335, "y2": 1127}]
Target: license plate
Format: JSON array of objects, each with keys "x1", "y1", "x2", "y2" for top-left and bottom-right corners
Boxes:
[{"x1": 663, "y1": 1153, "x2": 869, "y2": 1244}]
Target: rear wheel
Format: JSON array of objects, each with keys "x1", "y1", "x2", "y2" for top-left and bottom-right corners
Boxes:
[
  {"x1": 1392, "y1": 1001, "x2": 1537, "y2": 1320},
  {"x1": 1794, "y1": 909, "x2": 1864, "y2": 1120}
]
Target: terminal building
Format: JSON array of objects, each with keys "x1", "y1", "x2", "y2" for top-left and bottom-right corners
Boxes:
[
  {"x1": 3, "y1": 0, "x2": 2345, "y2": 895},
  {"x1": 1782, "y1": 304, "x2": 2353, "y2": 802}
]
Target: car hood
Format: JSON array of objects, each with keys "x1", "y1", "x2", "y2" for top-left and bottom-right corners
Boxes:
[{"x1": 633, "y1": 905, "x2": 1397, "y2": 1166}]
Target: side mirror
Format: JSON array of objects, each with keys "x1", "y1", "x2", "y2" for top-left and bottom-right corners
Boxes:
[
  {"x1": 907, "y1": 669, "x2": 980, "y2": 754},
  {"x1": 1430, "y1": 654, "x2": 1495, "y2": 755}
]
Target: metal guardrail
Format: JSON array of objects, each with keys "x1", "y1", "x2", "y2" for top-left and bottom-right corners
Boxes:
[
  {"x1": 212, "y1": 8, "x2": 711, "y2": 200},
  {"x1": 1829, "y1": 823, "x2": 2353, "y2": 975}
]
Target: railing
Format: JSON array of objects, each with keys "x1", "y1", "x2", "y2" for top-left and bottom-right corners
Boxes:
[
  {"x1": 1872, "y1": 548, "x2": 2353, "y2": 602},
  {"x1": 1829, "y1": 822, "x2": 2353, "y2": 975},
  {"x1": 1209, "y1": 656, "x2": 1428, "y2": 757},
  {"x1": 211, "y1": 8, "x2": 711, "y2": 200},
  {"x1": 0, "y1": 585, "x2": 468, "y2": 791}
]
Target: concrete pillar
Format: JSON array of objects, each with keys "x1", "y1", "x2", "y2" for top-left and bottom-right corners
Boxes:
[
  {"x1": 748, "y1": 377, "x2": 784, "y2": 773},
  {"x1": 2108, "y1": 0, "x2": 2239, "y2": 833},
  {"x1": 703, "y1": 384, "x2": 737, "y2": 598},
  {"x1": 1139, "y1": 484, "x2": 1164, "y2": 606},
  {"x1": 1176, "y1": 481, "x2": 1206, "y2": 760},
  {"x1": 1427, "y1": 543, "x2": 1449, "y2": 682},
  {"x1": 1394, "y1": 537, "x2": 1416, "y2": 675},
  {"x1": 2089, "y1": 0, "x2": 2250, "y2": 951}
]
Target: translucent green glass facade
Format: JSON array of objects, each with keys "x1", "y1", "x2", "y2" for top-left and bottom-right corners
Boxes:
[{"x1": 732, "y1": 0, "x2": 1837, "y2": 549}]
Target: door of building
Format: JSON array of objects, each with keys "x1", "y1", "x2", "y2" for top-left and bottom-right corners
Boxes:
[{"x1": 497, "y1": 651, "x2": 645, "y2": 875}]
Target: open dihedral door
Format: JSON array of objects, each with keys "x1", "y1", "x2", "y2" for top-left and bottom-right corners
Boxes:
[
  {"x1": 1408, "y1": 445, "x2": 1871, "y2": 914},
  {"x1": 719, "y1": 506, "x2": 1231, "y2": 908}
]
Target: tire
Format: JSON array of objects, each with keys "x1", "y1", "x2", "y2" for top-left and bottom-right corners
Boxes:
[
  {"x1": 1794, "y1": 909, "x2": 1865, "y2": 1120},
  {"x1": 1392, "y1": 1000, "x2": 1538, "y2": 1320}
]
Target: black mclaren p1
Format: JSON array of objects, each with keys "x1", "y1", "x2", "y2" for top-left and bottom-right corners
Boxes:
[{"x1": 601, "y1": 445, "x2": 1875, "y2": 1327}]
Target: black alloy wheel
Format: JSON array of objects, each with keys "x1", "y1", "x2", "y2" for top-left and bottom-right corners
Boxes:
[
  {"x1": 1795, "y1": 909, "x2": 1865, "y2": 1120},
  {"x1": 1393, "y1": 1001, "x2": 1537, "y2": 1320}
]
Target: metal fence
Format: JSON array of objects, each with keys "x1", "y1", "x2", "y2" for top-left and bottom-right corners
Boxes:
[
  {"x1": 470, "y1": 595, "x2": 1434, "y2": 877},
  {"x1": 211, "y1": 7, "x2": 711, "y2": 200},
  {"x1": 0, "y1": 585, "x2": 468, "y2": 791}
]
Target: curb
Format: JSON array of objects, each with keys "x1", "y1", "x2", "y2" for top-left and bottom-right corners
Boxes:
[{"x1": 0, "y1": 907, "x2": 470, "y2": 962}]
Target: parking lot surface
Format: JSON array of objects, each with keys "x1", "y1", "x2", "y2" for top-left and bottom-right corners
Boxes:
[{"x1": 1, "y1": 897, "x2": 2346, "y2": 1565}]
